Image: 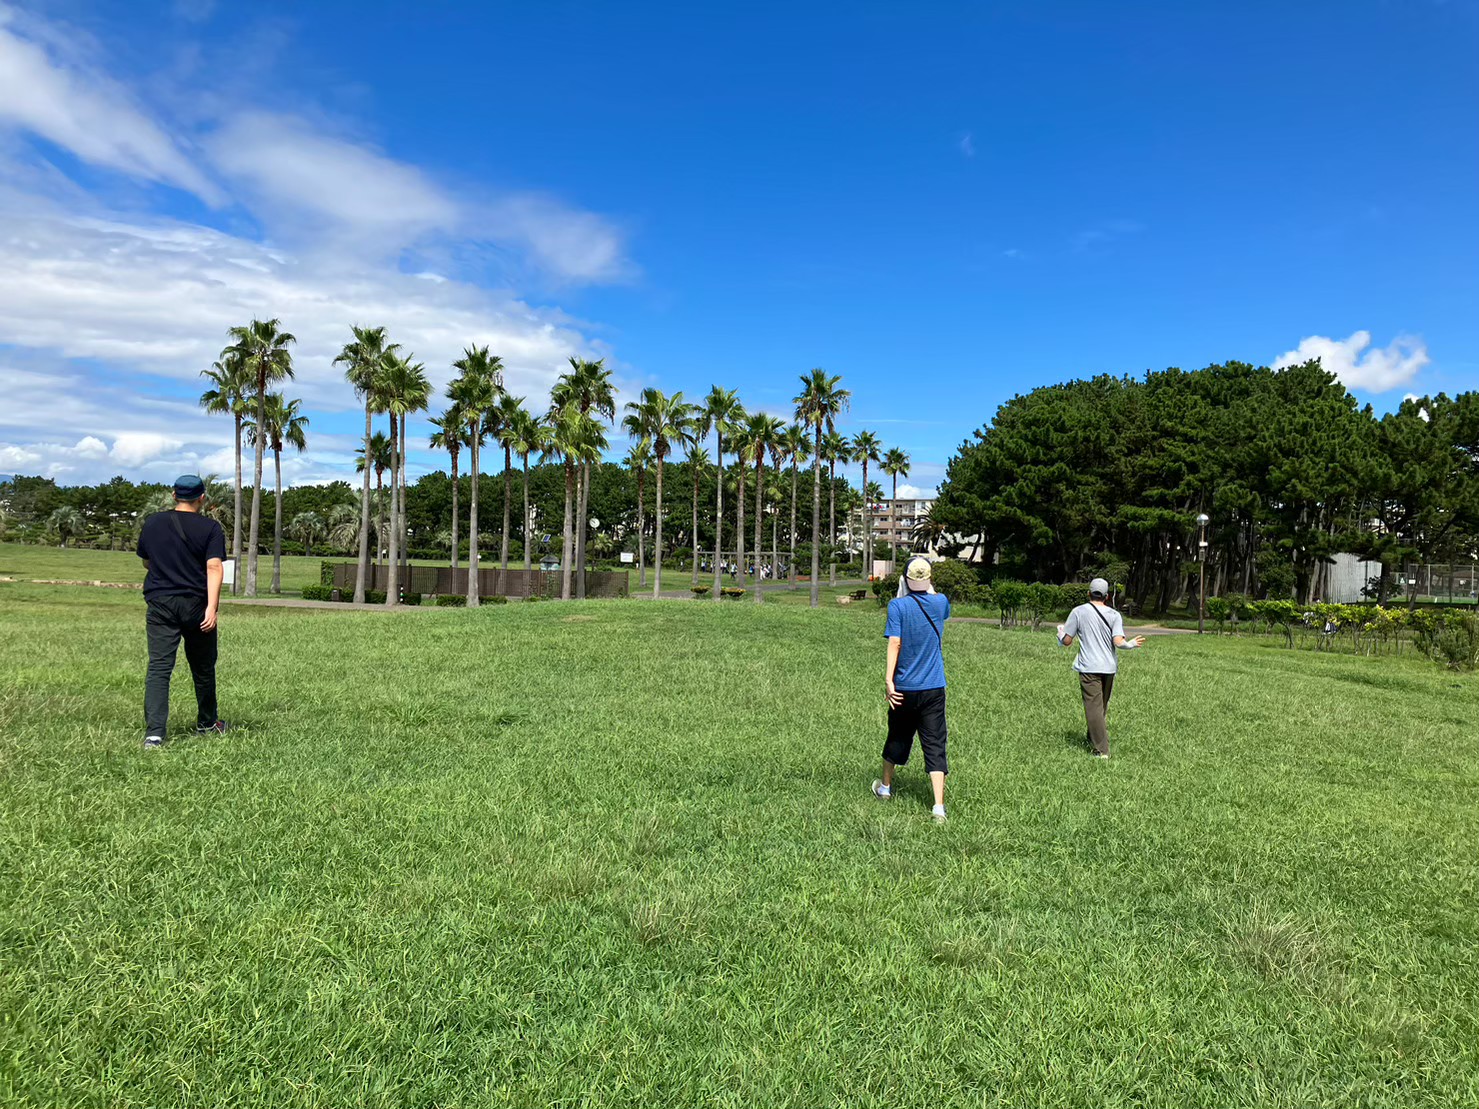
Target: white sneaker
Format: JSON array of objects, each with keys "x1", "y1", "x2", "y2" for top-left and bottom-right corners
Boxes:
[
  {"x1": 143, "y1": 736, "x2": 164, "y2": 750},
  {"x1": 932, "y1": 804, "x2": 947, "y2": 823},
  {"x1": 871, "y1": 779, "x2": 892, "y2": 801}
]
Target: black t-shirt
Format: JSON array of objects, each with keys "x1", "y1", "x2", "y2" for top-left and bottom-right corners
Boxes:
[{"x1": 136, "y1": 510, "x2": 227, "y2": 600}]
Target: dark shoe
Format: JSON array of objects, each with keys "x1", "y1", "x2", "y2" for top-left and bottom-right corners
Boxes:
[
  {"x1": 196, "y1": 720, "x2": 229, "y2": 735},
  {"x1": 144, "y1": 736, "x2": 165, "y2": 750}
]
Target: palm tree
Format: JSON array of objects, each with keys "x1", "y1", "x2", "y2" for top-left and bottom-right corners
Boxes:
[
  {"x1": 622, "y1": 438, "x2": 653, "y2": 587},
  {"x1": 767, "y1": 473, "x2": 785, "y2": 585},
  {"x1": 850, "y1": 430, "x2": 882, "y2": 574},
  {"x1": 225, "y1": 318, "x2": 296, "y2": 597},
  {"x1": 793, "y1": 369, "x2": 850, "y2": 607},
  {"x1": 703, "y1": 387, "x2": 745, "y2": 601},
  {"x1": 782, "y1": 424, "x2": 810, "y2": 587},
  {"x1": 551, "y1": 358, "x2": 616, "y2": 599},
  {"x1": 822, "y1": 430, "x2": 850, "y2": 586},
  {"x1": 429, "y1": 406, "x2": 466, "y2": 569},
  {"x1": 47, "y1": 505, "x2": 84, "y2": 548},
  {"x1": 244, "y1": 393, "x2": 308, "y2": 594},
  {"x1": 289, "y1": 511, "x2": 325, "y2": 557},
  {"x1": 910, "y1": 503, "x2": 946, "y2": 554},
  {"x1": 490, "y1": 393, "x2": 526, "y2": 570},
  {"x1": 334, "y1": 325, "x2": 398, "y2": 603},
  {"x1": 326, "y1": 502, "x2": 360, "y2": 555},
  {"x1": 448, "y1": 346, "x2": 503, "y2": 606},
  {"x1": 744, "y1": 412, "x2": 784, "y2": 604},
  {"x1": 686, "y1": 443, "x2": 711, "y2": 586},
  {"x1": 355, "y1": 431, "x2": 393, "y2": 568},
  {"x1": 506, "y1": 405, "x2": 545, "y2": 570},
  {"x1": 624, "y1": 388, "x2": 693, "y2": 598},
  {"x1": 382, "y1": 355, "x2": 431, "y2": 605},
  {"x1": 198, "y1": 351, "x2": 252, "y2": 593},
  {"x1": 545, "y1": 406, "x2": 606, "y2": 600},
  {"x1": 882, "y1": 447, "x2": 911, "y2": 502}
]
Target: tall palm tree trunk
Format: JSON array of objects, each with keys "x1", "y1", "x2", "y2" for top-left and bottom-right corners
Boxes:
[
  {"x1": 576, "y1": 461, "x2": 590, "y2": 599},
  {"x1": 246, "y1": 374, "x2": 266, "y2": 597},
  {"x1": 810, "y1": 432, "x2": 822, "y2": 607},
  {"x1": 399, "y1": 412, "x2": 410, "y2": 589},
  {"x1": 466, "y1": 436, "x2": 481, "y2": 607},
  {"x1": 501, "y1": 445, "x2": 513, "y2": 570},
  {"x1": 736, "y1": 463, "x2": 746, "y2": 595},
  {"x1": 521, "y1": 457, "x2": 532, "y2": 570},
  {"x1": 712, "y1": 445, "x2": 725, "y2": 602},
  {"x1": 636, "y1": 472, "x2": 647, "y2": 587},
  {"x1": 560, "y1": 460, "x2": 575, "y2": 600},
  {"x1": 862, "y1": 459, "x2": 871, "y2": 577},
  {"x1": 449, "y1": 448, "x2": 460, "y2": 570},
  {"x1": 233, "y1": 414, "x2": 244, "y2": 595},
  {"x1": 828, "y1": 460, "x2": 837, "y2": 586},
  {"x1": 653, "y1": 459, "x2": 666, "y2": 598},
  {"x1": 790, "y1": 460, "x2": 799, "y2": 588},
  {"x1": 385, "y1": 416, "x2": 400, "y2": 605},
  {"x1": 691, "y1": 468, "x2": 701, "y2": 587},
  {"x1": 375, "y1": 471, "x2": 384, "y2": 570},
  {"x1": 271, "y1": 445, "x2": 283, "y2": 594},
  {"x1": 753, "y1": 455, "x2": 765, "y2": 604},
  {"x1": 772, "y1": 492, "x2": 780, "y2": 588},
  {"x1": 354, "y1": 404, "x2": 371, "y2": 603}
]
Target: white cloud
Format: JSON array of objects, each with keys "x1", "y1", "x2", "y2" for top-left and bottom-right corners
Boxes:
[
  {"x1": 110, "y1": 432, "x2": 183, "y2": 467},
  {"x1": 0, "y1": 8, "x2": 222, "y2": 203},
  {"x1": 957, "y1": 131, "x2": 975, "y2": 158},
  {"x1": 74, "y1": 435, "x2": 108, "y2": 457},
  {"x1": 206, "y1": 111, "x2": 459, "y2": 239},
  {"x1": 896, "y1": 483, "x2": 939, "y2": 500},
  {"x1": 1272, "y1": 330, "x2": 1429, "y2": 392}
]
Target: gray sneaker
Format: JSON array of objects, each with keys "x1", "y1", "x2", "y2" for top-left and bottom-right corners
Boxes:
[
  {"x1": 871, "y1": 779, "x2": 893, "y2": 801},
  {"x1": 143, "y1": 736, "x2": 164, "y2": 750}
]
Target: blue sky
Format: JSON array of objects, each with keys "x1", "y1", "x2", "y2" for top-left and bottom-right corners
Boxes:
[{"x1": 1, "y1": 0, "x2": 1475, "y2": 493}]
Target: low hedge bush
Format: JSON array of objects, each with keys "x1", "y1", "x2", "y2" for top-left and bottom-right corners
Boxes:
[
  {"x1": 436, "y1": 594, "x2": 467, "y2": 607},
  {"x1": 691, "y1": 585, "x2": 712, "y2": 596},
  {"x1": 301, "y1": 584, "x2": 333, "y2": 601},
  {"x1": 720, "y1": 587, "x2": 746, "y2": 599}
]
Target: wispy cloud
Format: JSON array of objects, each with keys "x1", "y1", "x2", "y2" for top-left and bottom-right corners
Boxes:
[
  {"x1": 1273, "y1": 330, "x2": 1429, "y2": 393},
  {"x1": 957, "y1": 131, "x2": 975, "y2": 158},
  {"x1": 1070, "y1": 219, "x2": 1144, "y2": 252},
  {"x1": 0, "y1": 4, "x2": 639, "y2": 484},
  {"x1": 0, "y1": 7, "x2": 224, "y2": 203}
]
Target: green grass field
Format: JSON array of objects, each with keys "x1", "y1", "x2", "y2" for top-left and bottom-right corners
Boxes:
[{"x1": 2, "y1": 580, "x2": 1476, "y2": 1107}]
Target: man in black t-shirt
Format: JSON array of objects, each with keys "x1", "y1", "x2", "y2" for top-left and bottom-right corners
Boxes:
[{"x1": 135, "y1": 474, "x2": 228, "y2": 748}]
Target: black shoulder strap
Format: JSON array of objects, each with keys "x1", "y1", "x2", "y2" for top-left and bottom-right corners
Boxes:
[
  {"x1": 909, "y1": 592, "x2": 943, "y2": 645},
  {"x1": 1090, "y1": 603, "x2": 1117, "y2": 642},
  {"x1": 166, "y1": 510, "x2": 203, "y2": 561}
]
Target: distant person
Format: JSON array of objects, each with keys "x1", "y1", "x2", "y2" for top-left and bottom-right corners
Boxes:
[
  {"x1": 1057, "y1": 577, "x2": 1146, "y2": 759},
  {"x1": 135, "y1": 475, "x2": 228, "y2": 749},
  {"x1": 872, "y1": 557, "x2": 951, "y2": 822}
]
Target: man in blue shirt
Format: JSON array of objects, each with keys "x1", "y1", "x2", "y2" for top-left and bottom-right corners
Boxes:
[{"x1": 872, "y1": 557, "x2": 951, "y2": 822}]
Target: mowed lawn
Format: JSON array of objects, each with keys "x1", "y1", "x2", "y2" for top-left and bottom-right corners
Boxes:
[
  {"x1": 1, "y1": 584, "x2": 1475, "y2": 1108},
  {"x1": 0, "y1": 542, "x2": 328, "y2": 595}
]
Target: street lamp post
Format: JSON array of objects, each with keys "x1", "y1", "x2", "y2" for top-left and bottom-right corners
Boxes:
[{"x1": 1196, "y1": 513, "x2": 1210, "y2": 635}]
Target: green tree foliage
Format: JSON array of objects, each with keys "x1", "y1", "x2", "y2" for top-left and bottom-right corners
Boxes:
[{"x1": 933, "y1": 360, "x2": 1479, "y2": 607}]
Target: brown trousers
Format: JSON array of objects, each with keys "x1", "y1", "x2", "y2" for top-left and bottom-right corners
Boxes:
[{"x1": 1078, "y1": 671, "x2": 1115, "y2": 755}]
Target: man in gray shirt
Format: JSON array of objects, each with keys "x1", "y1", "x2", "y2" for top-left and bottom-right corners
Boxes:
[{"x1": 1057, "y1": 578, "x2": 1146, "y2": 759}]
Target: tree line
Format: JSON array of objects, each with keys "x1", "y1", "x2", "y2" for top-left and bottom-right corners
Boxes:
[
  {"x1": 3, "y1": 319, "x2": 922, "y2": 608},
  {"x1": 930, "y1": 360, "x2": 1479, "y2": 607}
]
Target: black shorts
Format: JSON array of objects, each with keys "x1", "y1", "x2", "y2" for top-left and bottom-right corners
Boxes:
[{"x1": 883, "y1": 687, "x2": 948, "y2": 774}]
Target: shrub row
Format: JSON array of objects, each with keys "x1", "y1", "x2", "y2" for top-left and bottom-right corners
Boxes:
[{"x1": 1206, "y1": 597, "x2": 1479, "y2": 669}]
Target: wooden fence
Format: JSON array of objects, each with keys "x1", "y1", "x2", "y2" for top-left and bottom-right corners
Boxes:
[{"x1": 329, "y1": 563, "x2": 629, "y2": 599}]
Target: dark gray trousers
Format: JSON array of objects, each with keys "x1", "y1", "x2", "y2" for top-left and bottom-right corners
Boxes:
[
  {"x1": 1079, "y1": 671, "x2": 1115, "y2": 755},
  {"x1": 144, "y1": 595, "x2": 217, "y2": 740}
]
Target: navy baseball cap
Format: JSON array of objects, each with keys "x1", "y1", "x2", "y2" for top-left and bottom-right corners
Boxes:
[{"x1": 173, "y1": 474, "x2": 206, "y2": 500}]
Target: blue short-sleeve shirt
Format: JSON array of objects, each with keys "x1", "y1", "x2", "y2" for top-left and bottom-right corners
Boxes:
[{"x1": 885, "y1": 592, "x2": 950, "y2": 690}]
